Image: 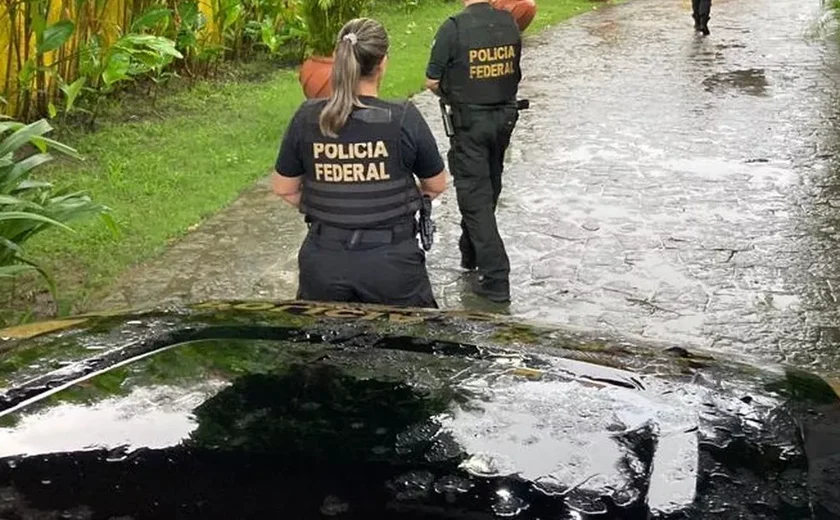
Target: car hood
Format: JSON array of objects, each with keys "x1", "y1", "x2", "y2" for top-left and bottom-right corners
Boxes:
[{"x1": 1, "y1": 299, "x2": 839, "y2": 519}]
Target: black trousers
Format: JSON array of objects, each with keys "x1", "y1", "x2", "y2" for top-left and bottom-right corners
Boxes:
[
  {"x1": 447, "y1": 104, "x2": 519, "y2": 290},
  {"x1": 296, "y1": 223, "x2": 438, "y2": 309},
  {"x1": 692, "y1": 0, "x2": 711, "y2": 20}
]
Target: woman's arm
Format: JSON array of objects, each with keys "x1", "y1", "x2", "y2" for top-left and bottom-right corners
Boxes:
[
  {"x1": 272, "y1": 171, "x2": 302, "y2": 207},
  {"x1": 403, "y1": 102, "x2": 448, "y2": 199},
  {"x1": 419, "y1": 170, "x2": 447, "y2": 200},
  {"x1": 273, "y1": 105, "x2": 306, "y2": 207}
]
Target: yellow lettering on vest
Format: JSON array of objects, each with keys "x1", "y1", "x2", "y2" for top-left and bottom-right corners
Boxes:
[
  {"x1": 353, "y1": 142, "x2": 367, "y2": 159},
  {"x1": 314, "y1": 161, "x2": 390, "y2": 182},
  {"x1": 469, "y1": 45, "x2": 516, "y2": 63},
  {"x1": 496, "y1": 45, "x2": 516, "y2": 60},
  {"x1": 353, "y1": 163, "x2": 365, "y2": 181},
  {"x1": 316, "y1": 142, "x2": 389, "y2": 160},
  {"x1": 469, "y1": 61, "x2": 515, "y2": 80},
  {"x1": 364, "y1": 162, "x2": 389, "y2": 181},
  {"x1": 373, "y1": 140, "x2": 389, "y2": 158},
  {"x1": 311, "y1": 141, "x2": 392, "y2": 182},
  {"x1": 324, "y1": 143, "x2": 338, "y2": 159}
]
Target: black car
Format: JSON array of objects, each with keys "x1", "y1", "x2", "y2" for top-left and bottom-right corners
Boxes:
[{"x1": 1, "y1": 299, "x2": 839, "y2": 519}]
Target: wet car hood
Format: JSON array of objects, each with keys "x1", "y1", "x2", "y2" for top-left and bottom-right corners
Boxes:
[{"x1": 1, "y1": 300, "x2": 839, "y2": 519}]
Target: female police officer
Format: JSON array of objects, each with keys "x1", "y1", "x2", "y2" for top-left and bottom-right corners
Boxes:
[{"x1": 272, "y1": 17, "x2": 448, "y2": 308}]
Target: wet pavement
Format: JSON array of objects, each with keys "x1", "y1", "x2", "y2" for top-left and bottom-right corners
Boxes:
[{"x1": 95, "y1": 0, "x2": 840, "y2": 378}]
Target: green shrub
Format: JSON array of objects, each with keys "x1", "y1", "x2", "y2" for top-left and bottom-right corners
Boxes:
[
  {"x1": 0, "y1": 117, "x2": 116, "y2": 296},
  {"x1": 301, "y1": 0, "x2": 372, "y2": 57}
]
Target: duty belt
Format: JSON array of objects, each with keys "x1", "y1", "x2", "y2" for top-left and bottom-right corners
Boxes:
[
  {"x1": 452, "y1": 99, "x2": 530, "y2": 112},
  {"x1": 309, "y1": 221, "x2": 417, "y2": 246}
]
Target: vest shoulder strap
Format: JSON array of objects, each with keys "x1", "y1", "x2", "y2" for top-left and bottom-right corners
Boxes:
[
  {"x1": 299, "y1": 99, "x2": 325, "y2": 127},
  {"x1": 448, "y1": 14, "x2": 460, "y2": 47}
]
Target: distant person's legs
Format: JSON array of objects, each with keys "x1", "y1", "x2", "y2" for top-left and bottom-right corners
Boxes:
[{"x1": 692, "y1": 0, "x2": 711, "y2": 35}]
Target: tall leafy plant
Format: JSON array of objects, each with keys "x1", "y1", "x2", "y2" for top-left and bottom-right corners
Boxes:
[
  {"x1": 246, "y1": 0, "x2": 308, "y2": 63},
  {"x1": 2, "y1": 0, "x2": 322, "y2": 121},
  {"x1": 0, "y1": 117, "x2": 116, "y2": 296},
  {"x1": 301, "y1": 0, "x2": 371, "y2": 57},
  {"x1": 14, "y1": 0, "x2": 78, "y2": 121},
  {"x1": 72, "y1": 32, "x2": 183, "y2": 126}
]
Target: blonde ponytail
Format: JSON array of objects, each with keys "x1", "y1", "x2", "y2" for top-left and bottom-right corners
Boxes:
[{"x1": 319, "y1": 18, "x2": 389, "y2": 138}]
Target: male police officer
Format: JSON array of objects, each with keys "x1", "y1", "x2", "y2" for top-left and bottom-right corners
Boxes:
[{"x1": 425, "y1": 0, "x2": 522, "y2": 303}]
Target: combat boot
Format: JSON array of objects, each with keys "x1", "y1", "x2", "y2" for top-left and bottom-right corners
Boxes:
[
  {"x1": 471, "y1": 276, "x2": 510, "y2": 303},
  {"x1": 700, "y1": 15, "x2": 710, "y2": 35}
]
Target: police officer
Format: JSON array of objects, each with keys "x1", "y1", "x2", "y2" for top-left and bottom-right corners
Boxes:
[
  {"x1": 425, "y1": 0, "x2": 522, "y2": 304},
  {"x1": 273, "y1": 18, "x2": 448, "y2": 308},
  {"x1": 692, "y1": 0, "x2": 711, "y2": 35}
]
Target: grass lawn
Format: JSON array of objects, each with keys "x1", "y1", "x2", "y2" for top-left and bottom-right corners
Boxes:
[{"x1": 2, "y1": 0, "x2": 600, "y2": 324}]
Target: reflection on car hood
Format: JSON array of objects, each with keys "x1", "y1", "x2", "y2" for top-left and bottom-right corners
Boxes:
[{"x1": 0, "y1": 299, "x2": 839, "y2": 519}]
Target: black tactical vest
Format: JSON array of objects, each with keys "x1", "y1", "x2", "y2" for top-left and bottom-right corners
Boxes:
[
  {"x1": 298, "y1": 99, "x2": 422, "y2": 229},
  {"x1": 442, "y1": 4, "x2": 522, "y2": 105}
]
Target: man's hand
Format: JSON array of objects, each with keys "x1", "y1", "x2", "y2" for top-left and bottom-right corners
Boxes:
[{"x1": 425, "y1": 78, "x2": 442, "y2": 97}]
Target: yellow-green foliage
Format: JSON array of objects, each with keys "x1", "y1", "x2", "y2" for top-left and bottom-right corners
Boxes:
[{"x1": 0, "y1": 0, "x2": 313, "y2": 120}]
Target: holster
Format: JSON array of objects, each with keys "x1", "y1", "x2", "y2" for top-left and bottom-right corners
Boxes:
[
  {"x1": 439, "y1": 100, "x2": 455, "y2": 137},
  {"x1": 419, "y1": 195, "x2": 435, "y2": 251}
]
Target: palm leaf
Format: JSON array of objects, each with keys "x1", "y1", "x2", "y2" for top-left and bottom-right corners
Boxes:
[
  {"x1": 1, "y1": 153, "x2": 55, "y2": 193},
  {"x1": 0, "y1": 211, "x2": 76, "y2": 232},
  {"x1": 0, "y1": 120, "x2": 53, "y2": 158},
  {"x1": 29, "y1": 136, "x2": 83, "y2": 160},
  {"x1": 0, "y1": 264, "x2": 38, "y2": 278},
  {"x1": 0, "y1": 257, "x2": 57, "y2": 297}
]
